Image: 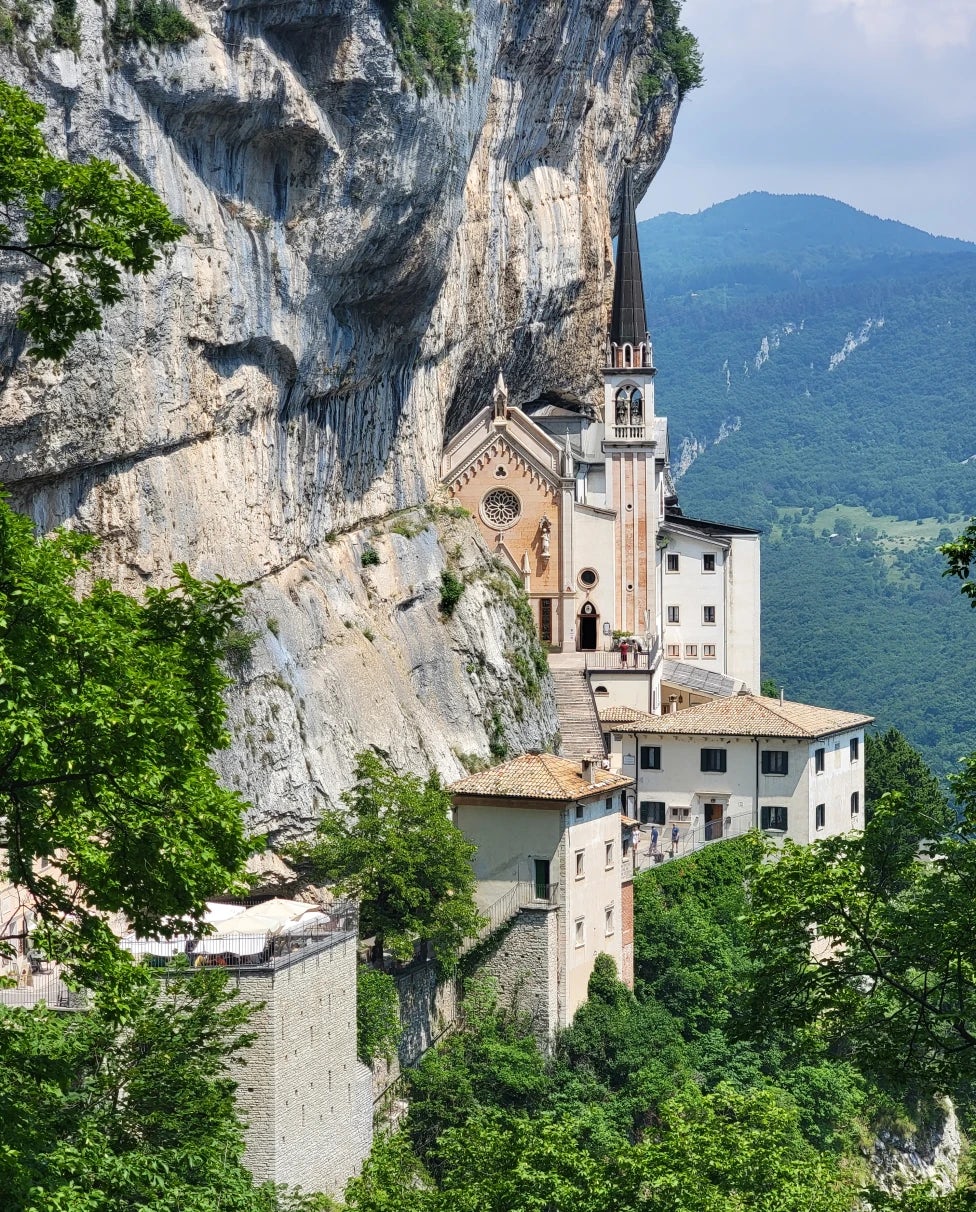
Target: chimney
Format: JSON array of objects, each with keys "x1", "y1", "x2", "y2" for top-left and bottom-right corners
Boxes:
[
  {"x1": 669, "y1": 694, "x2": 678, "y2": 714},
  {"x1": 581, "y1": 758, "x2": 596, "y2": 785},
  {"x1": 779, "y1": 688, "x2": 785, "y2": 706}
]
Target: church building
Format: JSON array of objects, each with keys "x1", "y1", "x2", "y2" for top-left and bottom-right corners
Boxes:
[{"x1": 441, "y1": 166, "x2": 761, "y2": 705}]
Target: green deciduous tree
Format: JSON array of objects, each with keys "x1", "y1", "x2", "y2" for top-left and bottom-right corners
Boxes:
[
  {"x1": 749, "y1": 795, "x2": 976, "y2": 1100},
  {"x1": 295, "y1": 751, "x2": 483, "y2": 966},
  {"x1": 940, "y1": 518, "x2": 976, "y2": 606},
  {"x1": 0, "y1": 498, "x2": 250, "y2": 989},
  {"x1": 0, "y1": 81, "x2": 184, "y2": 360}
]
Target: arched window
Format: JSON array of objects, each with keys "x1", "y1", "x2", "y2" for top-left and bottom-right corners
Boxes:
[
  {"x1": 629, "y1": 388, "x2": 643, "y2": 423},
  {"x1": 623, "y1": 344, "x2": 633, "y2": 367},
  {"x1": 615, "y1": 387, "x2": 629, "y2": 424}
]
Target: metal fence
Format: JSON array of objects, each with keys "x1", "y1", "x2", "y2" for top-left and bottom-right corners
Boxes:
[
  {"x1": 0, "y1": 968, "x2": 86, "y2": 1011},
  {"x1": 635, "y1": 807, "x2": 759, "y2": 872}
]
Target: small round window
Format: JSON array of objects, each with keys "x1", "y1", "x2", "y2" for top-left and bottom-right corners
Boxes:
[
  {"x1": 481, "y1": 487, "x2": 521, "y2": 529},
  {"x1": 578, "y1": 568, "x2": 598, "y2": 589}
]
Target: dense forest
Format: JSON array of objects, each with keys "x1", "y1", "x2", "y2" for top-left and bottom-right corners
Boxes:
[
  {"x1": 345, "y1": 826, "x2": 974, "y2": 1210},
  {"x1": 638, "y1": 193, "x2": 976, "y2": 776}
]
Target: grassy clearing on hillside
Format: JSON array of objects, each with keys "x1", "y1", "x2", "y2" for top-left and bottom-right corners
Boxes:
[{"x1": 770, "y1": 504, "x2": 968, "y2": 550}]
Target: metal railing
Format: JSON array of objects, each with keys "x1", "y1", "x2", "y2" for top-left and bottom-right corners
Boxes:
[
  {"x1": 635, "y1": 807, "x2": 759, "y2": 872},
  {"x1": 585, "y1": 646, "x2": 656, "y2": 672},
  {"x1": 0, "y1": 967, "x2": 86, "y2": 1012},
  {"x1": 460, "y1": 880, "x2": 559, "y2": 955}
]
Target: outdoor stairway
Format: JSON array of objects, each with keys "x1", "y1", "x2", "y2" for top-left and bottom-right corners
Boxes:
[{"x1": 550, "y1": 669, "x2": 607, "y2": 760}]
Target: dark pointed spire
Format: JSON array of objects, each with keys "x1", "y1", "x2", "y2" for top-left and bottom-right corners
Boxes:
[{"x1": 609, "y1": 164, "x2": 649, "y2": 350}]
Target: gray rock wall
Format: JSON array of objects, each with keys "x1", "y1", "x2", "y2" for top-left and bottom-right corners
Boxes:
[{"x1": 0, "y1": 0, "x2": 678, "y2": 813}]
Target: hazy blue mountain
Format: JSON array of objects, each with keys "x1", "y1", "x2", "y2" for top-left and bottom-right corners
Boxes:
[{"x1": 639, "y1": 194, "x2": 976, "y2": 777}]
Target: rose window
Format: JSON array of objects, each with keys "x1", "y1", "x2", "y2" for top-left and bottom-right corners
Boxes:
[{"x1": 481, "y1": 488, "x2": 521, "y2": 529}]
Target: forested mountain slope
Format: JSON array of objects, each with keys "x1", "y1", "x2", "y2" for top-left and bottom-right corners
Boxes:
[{"x1": 639, "y1": 194, "x2": 976, "y2": 776}]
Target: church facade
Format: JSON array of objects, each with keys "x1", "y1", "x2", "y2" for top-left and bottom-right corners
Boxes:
[{"x1": 441, "y1": 167, "x2": 761, "y2": 700}]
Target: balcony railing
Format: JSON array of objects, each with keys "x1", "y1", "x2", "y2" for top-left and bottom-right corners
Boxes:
[
  {"x1": 611, "y1": 425, "x2": 646, "y2": 441},
  {"x1": 634, "y1": 808, "x2": 757, "y2": 872},
  {"x1": 585, "y1": 638, "x2": 660, "y2": 673}
]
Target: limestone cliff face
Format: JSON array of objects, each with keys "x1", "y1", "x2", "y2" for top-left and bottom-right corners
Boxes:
[{"x1": 0, "y1": 0, "x2": 678, "y2": 831}]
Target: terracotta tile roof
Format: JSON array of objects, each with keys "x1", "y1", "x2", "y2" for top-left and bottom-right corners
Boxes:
[
  {"x1": 600, "y1": 695, "x2": 873, "y2": 740},
  {"x1": 449, "y1": 753, "x2": 632, "y2": 801}
]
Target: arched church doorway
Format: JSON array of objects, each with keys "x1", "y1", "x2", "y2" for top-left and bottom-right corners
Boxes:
[{"x1": 578, "y1": 602, "x2": 598, "y2": 651}]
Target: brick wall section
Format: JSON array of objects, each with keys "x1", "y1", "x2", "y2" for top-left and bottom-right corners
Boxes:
[
  {"x1": 620, "y1": 877, "x2": 635, "y2": 988},
  {"x1": 482, "y1": 906, "x2": 560, "y2": 1046},
  {"x1": 232, "y1": 936, "x2": 373, "y2": 1199}
]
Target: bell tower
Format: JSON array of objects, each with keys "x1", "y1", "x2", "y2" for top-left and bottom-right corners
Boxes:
[{"x1": 603, "y1": 164, "x2": 660, "y2": 641}]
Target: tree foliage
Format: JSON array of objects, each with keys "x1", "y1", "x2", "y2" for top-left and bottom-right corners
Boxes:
[
  {"x1": 941, "y1": 518, "x2": 976, "y2": 608},
  {"x1": 295, "y1": 751, "x2": 482, "y2": 965},
  {"x1": 356, "y1": 966, "x2": 402, "y2": 1064},
  {"x1": 865, "y1": 726, "x2": 953, "y2": 833},
  {"x1": 0, "y1": 498, "x2": 250, "y2": 990},
  {"x1": 749, "y1": 792, "x2": 976, "y2": 1100},
  {"x1": 0, "y1": 81, "x2": 185, "y2": 360}
]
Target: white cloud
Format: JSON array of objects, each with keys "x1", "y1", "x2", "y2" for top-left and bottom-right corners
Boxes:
[{"x1": 813, "y1": 0, "x2": 976, "y2": 53}]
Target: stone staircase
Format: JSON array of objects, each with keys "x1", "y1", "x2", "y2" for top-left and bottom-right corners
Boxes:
[{"x1": 550, "y1": 669, "x2": 606, "y2": 760}]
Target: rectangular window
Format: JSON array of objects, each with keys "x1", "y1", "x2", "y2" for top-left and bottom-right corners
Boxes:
[
  {"x1": 685, "y1": 644, "x2": 698, "y2": 658},
  {"x1": 605, "y1": 841, "x2": 614, "y2": 868},
  {"x1": 703, "y1": 644, "x2": 716, "y2": 658},
  {"x1": 703, "y1": 605, "x2": 716, "y2": 624},
  {"x1": 605, "y1": 907, "x2": 615, "y2": 936},
  {"x1": 667, "y1": 605, "x2": 680, "y2": 623},
  {"x1": 605, "y1": 795, "x2": 615, "y2": 813},
  {"x1": 666, "y1": 644, "x2": 680, "y2": 658},
  {"x1": 815, "y1": 803, "x2": 826, "y2": 830},
  {"x1": 850, "y1": 737, "x2": 860, "y2": 762},
  {"x1": 640, "y1": 800, "x2": 666, "y2": 825},
  {"x1": 539, "y1": 597, "x2": 553, "y2": 644},
  {"x1": 851, "y1": 791, "x2": 860, "y2": 815},
  {"x1": 703, "y1": 553, "x2": 716, "y2": 572},
  {"x1": 700, "y1": 748, "x2": 727, "y2": 773},
  {"x1": 666, "y1": 553, "x2": 679, "y2": 572},
  {"x1": 815, "y1": 747, "x2": 825, "y2": 773},
  {"x1": 575, "y1": 918, "x2": 585, "y2": 947},
  {"x1": 761, "y1": 750, "x2": 789, "y2": 775},
  {"x1": 640, "y1": 745, "x2": 661, "y2": 770},
  {"x1": 533, "y1": 858, "x2": 550, "y2": 900},
  {"x1": 575, "y1": 804, "x2": 584, "y2": 820},
  {"x1": 761, "y1": 804, "x2": 789, "y2": 831},
  {"x1": 575, "y1": 850, "x2": 585, "y2": 879}
]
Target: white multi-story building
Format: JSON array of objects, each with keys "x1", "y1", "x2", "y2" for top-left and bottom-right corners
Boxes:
[
  {"x1": 449, "y1": 753, "x2": 636, "y2": 1032},
  {"x1": 600, "y1": 696, "x2": 873, "y2": 850}
]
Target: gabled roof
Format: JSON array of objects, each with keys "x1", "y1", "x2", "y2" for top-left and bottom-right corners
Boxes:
[
  {"x1": 600, "y1": 696, "x2": 873, "y2": 740},
  {"x1": 609, "y1": 165, "x2": 648, "y2": 348},
  {"x1": 449, "y1": 753, "x2": 632, "y2": 801}
]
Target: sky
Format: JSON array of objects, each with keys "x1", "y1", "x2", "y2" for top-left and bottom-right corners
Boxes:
[{"x1": 638, "y1": 0, "x2": 976, "y2": 242}]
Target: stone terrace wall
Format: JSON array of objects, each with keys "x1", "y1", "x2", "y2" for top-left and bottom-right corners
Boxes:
[{"x1": 233, "y1": 936, "x2": 373, "y2": 1198}]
